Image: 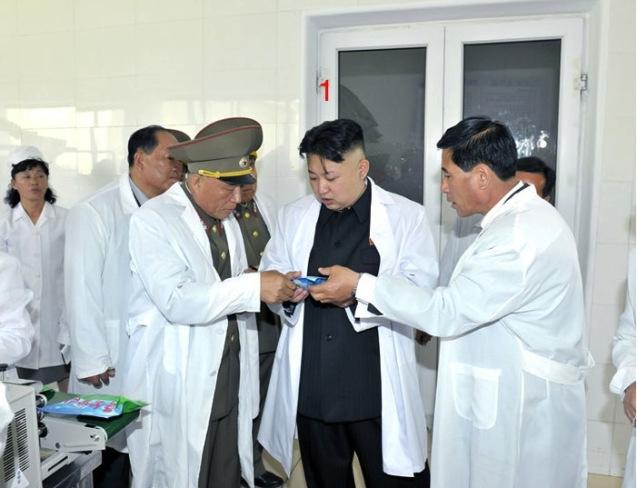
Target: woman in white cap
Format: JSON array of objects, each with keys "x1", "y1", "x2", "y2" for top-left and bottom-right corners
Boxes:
[{"x1": 0, "y1": 146, "x2": 69, "y2": 388}]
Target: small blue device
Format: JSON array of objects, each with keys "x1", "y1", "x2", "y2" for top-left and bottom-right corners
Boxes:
[{"x1": 293, "y1": 276, "x2": 327, "y2": 289}]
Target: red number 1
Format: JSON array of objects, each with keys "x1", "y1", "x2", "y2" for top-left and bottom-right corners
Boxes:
[{"x1": 319, "y1": 79, "x2": 329, "y2": 102}]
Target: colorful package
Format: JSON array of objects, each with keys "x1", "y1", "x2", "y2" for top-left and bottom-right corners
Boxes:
[{"x1": 41, "y1": 394, "x2": 147, "y2": 419}]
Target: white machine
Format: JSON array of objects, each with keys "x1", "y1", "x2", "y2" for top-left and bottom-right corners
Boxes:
[
  {"x1": 2, "y1": 382, "x2": 42, "y2": 487},
  {"x1": 1, "y1": 382, "x2": 103, "y2": 488}
]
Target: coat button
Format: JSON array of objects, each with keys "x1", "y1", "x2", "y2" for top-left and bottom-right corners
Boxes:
[
  {"x1": 244, "y1": 212, "x2": 250, "y2": 219},
  {"x1": 326, "y1": 334, "x2": 333, "y2": 341},
  {"x1": 252, "y1": 230, "x2": 259, "y2": 238},
  {"x1": 220, "y1": 251, "x2": 227, "y2": 260}
]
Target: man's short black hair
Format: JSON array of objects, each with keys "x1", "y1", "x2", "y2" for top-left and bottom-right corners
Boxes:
[
  {"x1": 299, "y1": 119, "x2": 365, "y2": 162},
  {"x1": 516, "y1": 156, "x2": 556, "y2": 198},
  {"x1": 127, "y1": 125, "x2": 169, "y2": 167},
  {"x1": 437, "y1": 116, "x2": 518, "y2": 180}
]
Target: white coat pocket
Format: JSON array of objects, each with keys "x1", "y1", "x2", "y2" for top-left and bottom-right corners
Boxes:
[
  {"x1": 105, "y1": 319, "x2": 121, "y2": 366},
  {"x1": 451, "y1": 362, "x2": 501, "y2": 430}
]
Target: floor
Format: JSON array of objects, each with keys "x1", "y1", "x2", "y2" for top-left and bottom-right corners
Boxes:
[{"x1": 263, "y1": 445, "x2": 625, "y2": 488}]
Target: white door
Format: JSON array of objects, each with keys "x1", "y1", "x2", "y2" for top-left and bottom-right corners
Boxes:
[{"x1": 317, "y1": 16, "x2": 584, "y2": 250}]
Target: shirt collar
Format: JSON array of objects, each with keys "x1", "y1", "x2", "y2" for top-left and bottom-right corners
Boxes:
[
  {"x1": 12, "y1": 201, "x2": 51, "y2": 224},
  {"x1": 480, "y1": 181, "x2": 531, "y2": 230},
  {"x1": 129, "y1": 177, "x2": 149, "y2": 206}
]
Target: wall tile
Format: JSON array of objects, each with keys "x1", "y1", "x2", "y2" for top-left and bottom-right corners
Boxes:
[
  {"x1": 75, "y1": 77, "x2": 138, "y2": 128},
  {"x1": 203, "y1": 14, "x2": 277, "y2": 71},
  {"x1": 203, "y1": 69, "x2": 278, "y2": 124},
  {"x1": 605, "y1": 53, "x2": 636, "y2": 121},
  {"x1": 601, "y1": 114, "x2": 635, "y2": 182},
  {"x1": 203, "y1": 0, "x2": 276, "y2": 16},
  {"x1": 278, "y1": 0, "x2": 356, "y2": 11},
  {"x1": 135, "y1": 20, "x2": 203, "y2": 76},
  {"x1": 136, "y1": 0, "x2": 202, "y2": 23},
  {"x1": 19, "y1": 80, "x2": 76, "y2": 129},
  {"x1": 254, "y1": 123, "x2": 279, "y2": 181},
  {"x1": 0, "y1": 36, "x2": 19, "y2": 83},
  {"x1": 277, "y1": 11, "x2": 302, "y2": 69},
  {"x1": 74, "y1": 0, "x2": 136, "y2": 30},
  {"x1": 277, "y1": 69, "x2": 301, "y2": 125},
  {"x1": 596, "y1": 182, "x2": 634, "y2": 244},
  {"x1": 607, "y1": 0, "x2": 636, "y2": 54},
  {"x1": 592, "y1": 244, "x2": 630, "y2": 306},
  {"x1": 18, "y1": 34, "x2": 75, "y2": 82},
  {"x1": 135, "y1": 74, "x2": 204, "y2": 126},
  {"x1": 0, "y1": 82, "x2": 20, "y2": 128},
  {"x1": 609, "y1": 422, "x2": 633, "y2": 477},
  {"x1": 589, "y1": 303, "x2": 623, "y2": 365},
  {"x1": 75, "y1": 27, "x2": 137, "y2": 79},
  {"x1": 17, "y1": 0, "x2": 73, "y2": 35},
  {"x1": 588, "y1": 420, "x2": 613, "y2": 474},
  {"x1": 588, "y1": 363, "x2": 619, "y2": 422},
  {"x1": 0, "y1": 1, "x2": 18, "y2": 37}
]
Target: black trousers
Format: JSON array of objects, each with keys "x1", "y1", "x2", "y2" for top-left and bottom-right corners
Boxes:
[
  {"x1": 253, "y1": 350, "x2": 276, "y2": 477},
  {"x1": 93, "y1": 449, "x2": 130, "y2": 488},
  {"x1": 297, "y1": 414, "x2": 430, "y2": 488}
]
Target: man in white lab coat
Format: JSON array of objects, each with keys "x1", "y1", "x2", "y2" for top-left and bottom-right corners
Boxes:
[
  {"x1": 610, "y1": 249, "x2": 635, "y2": 488},
  {"x1": 314, "y1": 117, "x2": 591, "y2": 488},
  {"x1": 124, "y1": 119, "x2": 297, "y2": 488},
  {"x1": 64, "y1": 125, "x2": 184, "y2": 486},
  {"x1": 259, "y1": 119, "x2": 438, "y2": 487}
]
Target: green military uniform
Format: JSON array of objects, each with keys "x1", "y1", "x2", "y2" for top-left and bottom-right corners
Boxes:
[
  {"x1": 184, "y1": 183, "x2": 242, "y2": 488},
  {"x1": 234, "y1": 199, "x2": 282, "y2": 479}
]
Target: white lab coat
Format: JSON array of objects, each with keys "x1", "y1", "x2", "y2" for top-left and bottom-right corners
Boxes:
[
  {"x1": 124, "y1": 182, "x2": 261, "y2": 488},
  {"x1": 0, "y1": 202, "x2": 67, "y2": 369},
  {"x1": 416, "y1": 213, "x2": 482, "y2": 429},
  {"x1": 0, "y1": 251, "x2": 34, "y2": 365},
  {"x1": 65, "y1": 173, "x2": 138, "y2": 395},
  {"x1": 610, "y1": 249, "x2": 635, "y2": 488},
  {"x1": 258, "y1": 179, "x2": 438, "y2": 477},
  {"x1": 356, "y1": 183, "x2": 591, "y2": 488}
]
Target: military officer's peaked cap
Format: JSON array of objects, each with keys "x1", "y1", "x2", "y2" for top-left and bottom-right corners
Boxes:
[
  {"x1": 169, "y1": 117, "x2": 262, "y2": 185},
  {"x1": 167, "y1": 128, "x2": 191, "y2": 143}
]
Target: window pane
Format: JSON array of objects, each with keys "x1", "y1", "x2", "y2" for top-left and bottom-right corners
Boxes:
[
  {"x1": 464, "y1": 40, "x2": 561, "y2": 200},
  {"x1": 339, "y1": 47, "x2": 426, "y2": 203}
]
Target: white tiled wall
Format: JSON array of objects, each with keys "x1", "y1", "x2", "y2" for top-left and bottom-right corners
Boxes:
[
  {"x1": 0, "y1": 0, "x2": 634, "y2": 479},
  {"x1": 586, "y1": 0, "x2": 636, "y2": 476}
]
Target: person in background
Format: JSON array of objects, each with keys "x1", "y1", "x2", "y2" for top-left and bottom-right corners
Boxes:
[
  {"x1": 315, "y1": 117, "x2": 592, "y2": 488},
  {"x1": 0, "y1": 250, "x2": 34, "y2": 457},
  {"x1": 515, "y1": 156, "x2": 555, "y2": 203},
  {"x1": 64, "y1": 125, "x2": 183, "y2": 487},
  {"x1": 233, "y1": 145, "x2": 283, "y2": 488},
  {"x1": 259, "y1": 119, "x2": 437, "y2": 487},
  {"x1": 0, "y1": 146, "x2": 69, "y2": 389},
  {"x1": 610, "y1": 248, "x2": 635, "y2": 488}
]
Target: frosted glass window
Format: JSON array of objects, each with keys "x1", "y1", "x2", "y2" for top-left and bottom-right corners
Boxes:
[
  {"x1": 339, "y1": 48, "x2": 426, "y2": 204},
  {"x1": 464, "y1": 40, "x2": 561, "y2": 200}
]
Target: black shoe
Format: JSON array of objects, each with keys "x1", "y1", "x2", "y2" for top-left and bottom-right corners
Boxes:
[{"x1": 254, "y1": 471, "x2": 284, "y2": 488}]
